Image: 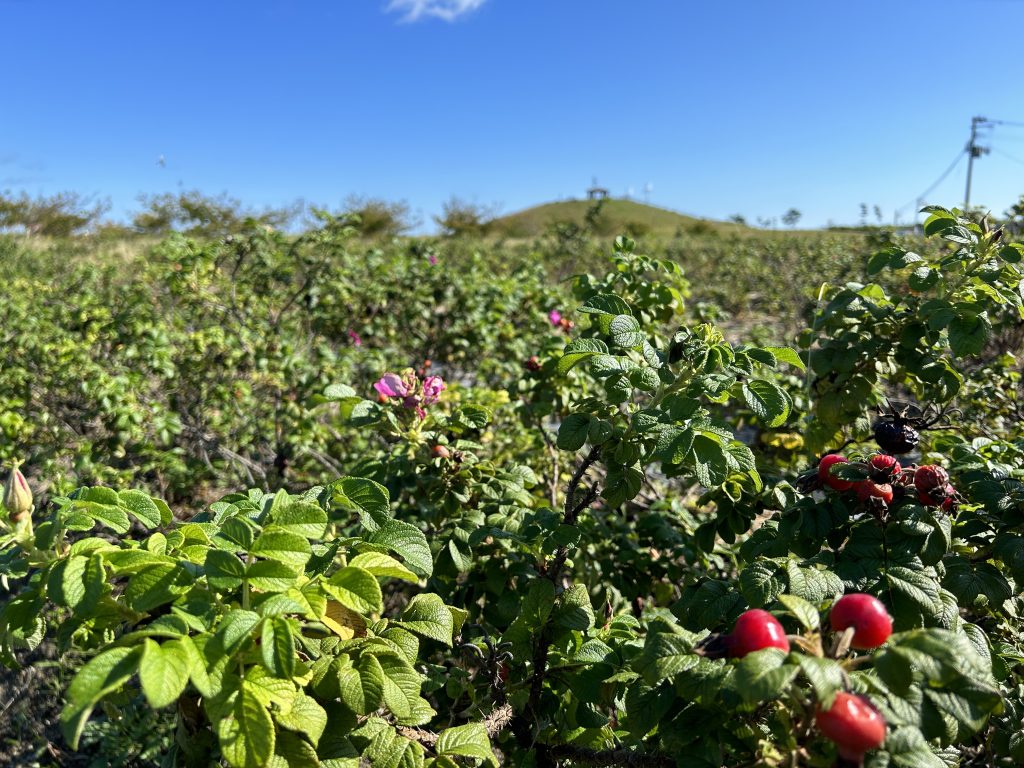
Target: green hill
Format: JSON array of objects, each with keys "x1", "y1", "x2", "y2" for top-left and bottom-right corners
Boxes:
[{"x1": 490, "y1": 198, "x2": 743, "y2": 238}]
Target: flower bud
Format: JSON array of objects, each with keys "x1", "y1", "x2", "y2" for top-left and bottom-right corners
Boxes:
[{"x1": 3, "y1": 466, "x2": 33, "y2": 520}]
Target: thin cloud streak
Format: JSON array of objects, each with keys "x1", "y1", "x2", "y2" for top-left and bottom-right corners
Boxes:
[{"x1": 386, "y1": 0, "x2": 486, "y2": 22}]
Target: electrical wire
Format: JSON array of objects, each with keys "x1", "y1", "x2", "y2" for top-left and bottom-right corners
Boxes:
[
  {"x1": 895, "y1": 148, "x2": 967, "y2": 216},
  {"x1": 991, "y1": 147, "x2": 1024, "y2": 167}
]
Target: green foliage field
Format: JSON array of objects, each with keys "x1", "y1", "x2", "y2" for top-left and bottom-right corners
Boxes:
[{"x1": 1, "y1": 208, "x2": 1023, "y2": 768}]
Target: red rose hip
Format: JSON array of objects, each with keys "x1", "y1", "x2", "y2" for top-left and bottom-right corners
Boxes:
[
  {"x1": 830, "y1": 594, "x2": 892, "y2": 649},
  {"x1": 818, "y1": 455, "x2": 854, "y2": 492},
  {"x1": 816, "y1": 691, "x2": 886, "y2": 760},
  {"x1": 855, "y1": 480, "x2": 893, "y2": 506},
  {"x1": 867, "y1": 454, "x2": 901, "y2": 483},
  {"x1": 914, "y1": 465, "x2": 949, "y2": 494},
  {"x1": 728, "y1": 609, "x2": 790, "y2": 657}
]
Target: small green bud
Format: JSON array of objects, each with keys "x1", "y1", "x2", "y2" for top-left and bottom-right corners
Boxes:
[{"x1": 3, "y1": 466, "x2": 33, "y2": 520}]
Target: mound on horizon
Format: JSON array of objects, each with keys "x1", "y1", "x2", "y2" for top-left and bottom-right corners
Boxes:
[{"x1": 489, "y1": 198, "x2": 741, "y2": 238}]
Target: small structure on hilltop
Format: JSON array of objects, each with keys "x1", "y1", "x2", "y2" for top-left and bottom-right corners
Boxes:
[{"x1": 587, "y1": 178, "x2": 609, "y2": 200}]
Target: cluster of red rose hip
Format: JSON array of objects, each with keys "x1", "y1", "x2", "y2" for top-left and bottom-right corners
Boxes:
[
  {"x1": 723, "y1": 595, "x2": 891, "y2": 763},
  {"x1": 818, "y1": 453, "x2": 957, "y2": 512}
]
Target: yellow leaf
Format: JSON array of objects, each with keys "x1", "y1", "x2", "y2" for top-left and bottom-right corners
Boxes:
[{"x1": 321, "y1": 600, "x2": 367, "y2": 639}]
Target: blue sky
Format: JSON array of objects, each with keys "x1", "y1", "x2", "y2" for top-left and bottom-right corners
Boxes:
[{"x1": 2, "y1": 0, "x2": 1024, "y2": 230}]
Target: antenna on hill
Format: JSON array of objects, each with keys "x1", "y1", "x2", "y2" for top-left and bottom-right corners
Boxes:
[{"x1": 643, "y1": 182, "x2": 653, "y2": 204}]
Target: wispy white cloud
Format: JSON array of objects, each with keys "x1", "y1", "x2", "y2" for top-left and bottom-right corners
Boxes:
[{"x1": 386, "y1": 0, "x2": 487, "y2": 22}]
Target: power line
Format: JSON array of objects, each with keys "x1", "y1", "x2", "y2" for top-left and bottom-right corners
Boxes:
[
  {"x1": 896, "y1": 149, "x2": 966, "y2": 216},
  {"x1": 991, "y1": 146, "x2": 1024, "y2": 167}
]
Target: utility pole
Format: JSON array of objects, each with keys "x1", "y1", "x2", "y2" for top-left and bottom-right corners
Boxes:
[{"x1": 965, "y1": 116, "x2": 991, "y2": 209}]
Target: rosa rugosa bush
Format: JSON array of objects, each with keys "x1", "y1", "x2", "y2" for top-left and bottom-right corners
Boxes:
[{"x1": 1, "y1": 209, "x2": 1022, "y2": 767}]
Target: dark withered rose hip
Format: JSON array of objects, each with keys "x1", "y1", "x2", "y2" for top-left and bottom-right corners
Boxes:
[{"x1": 873, "y1": 420, "x2": 920, "y2": 454}]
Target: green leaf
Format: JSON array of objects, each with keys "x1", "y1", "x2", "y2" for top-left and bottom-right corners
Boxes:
[
  {"x1": 738, "y1": 561, "x2": 784, "y2": 608},
  {"x1": 733, "y1": 648, "x2": 798, "y2": 703},
  {"x1": 261, "y1": 617, "x2": 296, "y2": 678},
  {"x1": 348, "y1": 552, "x2": 419, "y2": 582},
  {"x1": 275, "y1": 693, "x2": 328, "y2": 747},
  {"x1": 205, "y1": 549, "x2": 246, "y2": 591},
  {"x1": 138, "y1": 638, "x2": 194, "y2": 709},
  {"x1": 218, "y1": 688, "x2": 276, "y2": 768},
  {"x1": 435, "y1": 722, "x2": 498, "y2": 767},
  {"x1": 125, "y1": 563, "x2": 193, "y2": 612},
  {"x1": 218, "y1": 609, "x2": 262, "y2": 655},
  {"x1": 270, "y1": 730, "x2": 321, "y2": 768},
  {"x1": 247, "y1": 560, "x2": 300, "y2": 592},
  {"x1": 271, "y1": 501, "x2": 329, "y2": 540},
  {"x1": 609, "y1": 314, "x2": 644, "y2": 349},
  {"x1": 47, "y1": 555, "x2": 103, "y2": 612},
  {"x1": 378, "y1": 653, "x2": 422, "y2": 720},
  {"x1": 635, "y1": 632, "x2": 698, "y2": 684},
  {"x1": 887, "y1": 566, "x2": 942, "y2": 617},
  {"x1": 796, "y1": 656, "x2": 843, "y2": 708},
  {"x1": 742, "y1": 379, "x2": 790, "y2": 427},
  {"x1": 368, "y1": 519, "x2": 433, "y2": 577},
  {"x1": 655, "y1": 427, "x2": 695, "y2": 465},
  {"x1": 578, "y1": 293, "x2": 632, "y2": 318},
  {"x1": 760, "y1": 346, "x2": 805, "y2": 371},
  {"x1": 557, "y1": 338, "x2": 609, "y2": 375},
  {"x1": 339, "y1": 654, "x2": 386, "y2": 714},
  {"x1": 948, "y1": 313, "x2": 990, "y2": 357},
  {"x1": 777, "y1": 594, "x2": 820, "y2": 631},
  {"x1": 556, "y1": 413, "x2": 591, "y2": 451},
  {"x1": 118, "y1": 490, "x2": 163, "y2": 529},
  {"x1": 553, "y1": 584, "x2": 595, "y2": 631},
  {"x1": 398, "y1": 594, "x2": 455, "y2": 645},
  {"x1": 250, "y1": 529, "x2": 312, "y2": 568},
  {"x1": 61, "y1": 646, "x2": 144, "y2": 748},
  {"x1": 332, "y1": 477, "x2": 392, "y2": 532},
  {"x1": 323, "y1": 566, "x2": 384, "y2": 614},
  {"x1": 365, "y1": 725, "x2": 425, "y2": 768},
  {"x1": 691, "y1": 434, "x2": 730, "y2": 487}
]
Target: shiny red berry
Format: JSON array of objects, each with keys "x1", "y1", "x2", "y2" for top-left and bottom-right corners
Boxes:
[
  {"x1": 818, "y1": 455, "x2": 854, "y2": 492},
  {"x1": 855, "y1": 480, "x2": 893, "y2": 506},
  {"x1": 728, "y1": 609, "x2": 790, "y2": 657},
  {"x1": 914, "y1": 465, "x2": 949, "y2": 494},
  {"x1": 524, "y1": 355, "x2": 542, "y2": 372},
  {"x1": 867, "y1": 454, "x2": 901, "y2": 483},
  {"x1": 830, "y1": 594, "x2": 892, "y2": 649},
  {"x1": 816, "y1": 692, "x2": 886, "y2": 760},
  {"x1": 432, "y1": 445, "x2": 450, "y2": 459}
]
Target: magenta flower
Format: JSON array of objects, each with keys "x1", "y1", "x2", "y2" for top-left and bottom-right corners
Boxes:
[
  {"x1": 548, "y1": 310, "x2": 562, "y2": 326},
  {"x1": 422, "y1": 375, "x2": 446, "y2": 405},
  {"x1": 428, "y1": 254, "x2": 438, "y2": 266},
  {"x1": 347, "y1": 329, "x2": 363, "y2": 347},
  {"x1": 374, "y1": 369, "x2": 445, "y2": 420},
  {"x1": 374, "y1": 373, "x2": 409, "y2": 398}
]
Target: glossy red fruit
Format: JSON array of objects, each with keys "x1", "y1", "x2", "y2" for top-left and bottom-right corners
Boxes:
[
  {"x1": 830, "y1": 594, "x2": 892, "y2": 649},
  {"x1": 867, "y1": 454, "x2": 901, "y2": 483},
  {"x1": 818, "y1": 455, "x2": 854, "y2": 492},
  {"x1": 728, "y1": 609, "x2": 790, "y2": 657},
  {"x1": 524, "y1": 355, "x2": 542, "y2": 372},
  {"x1": 914, "y1": 465, "x2": 949, "y2": 494},
  {"x1": 855, "y1": 480, "x2": 893, "y2": 506},
  {"x1": 816, "y1": 692, "x2": 886, "y2": 760},
  {"x1": 432, "y1": 445, "x2": 451, "y2": 459}
]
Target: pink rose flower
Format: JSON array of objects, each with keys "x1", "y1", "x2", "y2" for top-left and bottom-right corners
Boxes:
[
  {"x1": 422, "y1": 375, "x2": 446, "y2": 405},
  {"x1": 374, "y1": 373, "x2": 409, "y2": 398},
  {"x1": 548, "y1": 310, "x2": 562, "y2": 326}
]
